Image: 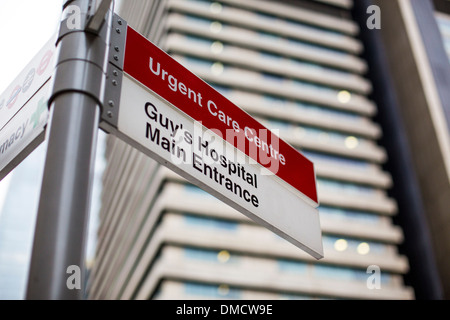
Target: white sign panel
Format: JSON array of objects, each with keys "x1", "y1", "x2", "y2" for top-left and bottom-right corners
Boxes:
[{"x1": 117, "y1": 75, "x2": 323, "y2": 259}]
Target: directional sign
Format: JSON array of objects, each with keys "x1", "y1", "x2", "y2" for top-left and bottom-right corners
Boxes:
[
  {"x1": 124, "y1": 27, "x2": 319, "y2": 207},
  {"x1": 0, "y1": 81, "x2": 50, "y2": 180},
  {"x1": 0, "y1": 34, "x2": 55, "y2": 131},
  {"x1": 105, "y1": 25, "x2": 323, "y2": 259},
  {"x1": 0, "y1": 35, "x2": 56, "y2": 180}
]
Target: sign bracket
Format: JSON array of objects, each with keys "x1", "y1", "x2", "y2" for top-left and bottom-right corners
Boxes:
[{"x1": 100, "y1": 14, "x2": 127, "y2": 132}]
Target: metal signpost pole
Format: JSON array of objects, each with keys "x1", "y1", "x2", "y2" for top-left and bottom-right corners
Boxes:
[{"x1": 26, "y1": 0, "x2": 113, "y2": 299}]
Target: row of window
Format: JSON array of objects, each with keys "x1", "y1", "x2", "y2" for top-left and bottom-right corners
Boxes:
[
  {"x1": 260, "y1": 118, "x2": 369, "y2": 150},
  {"x1": 258, "y1": 30, "x2": 349, "y2": 56},
  {"x1": 182, "y1": 32, "x2": 359, "y2": 81},
  {"x1": 192, "y1": 65, "x2": 366, "y2": 124},
  {"x1": 437, "y1": 14, "x2": 450, "y2": 35},
  {"x1": 178, "y1": 42, "x2": 359, "y2": 96},
  {"x1": 157, "y1": 280, "x2": 332, "y2": 299},
  {"x1": 174, "y1": 57, "x2": 374, "y2": 151},
  {"x1": 183, "y1": 281, "x2": 321, "y2": 299},
  {"x1": 170, "y1": 34, "x2": 370, "y2": 123},
  {"x1": 436, "y1": 14, "x2": 450, "y2": 61},
  {"x1": 183, "y1": 180, "x2": 380, "y2": 220},
  {"x1": 263, "y1": 95, "x2": 363, "y2": 122},
  {"x1": 183, "y1": 203, "x2": 381, "y2": 228},
  {"x1": 301, "y1": 150, "x2": 370, "y2": 169},
  {"x1": 184, "y1": 168, "x2": 380, "y2": 198},
  {"x1": 184, "y1": 281, "x2": 241, "y2": 299},
  {"x1": 182, "y1": 213, "x2": 387, "y2": 254},
  {"x1": 178, "y1": 13, "x2": 358, "y2": 70},
  {"x1": 181, "y1": 246, "x2": 392, "y2": 283},
  {"x1": 171, "y1": 42, "x2": 371, "y2": 123},
  {"x1": 317, "y1": 178, "x2": 377, "y2": 197},
  {"x1": 183, "y1": 0, "x2": 351, "y2": 37}
]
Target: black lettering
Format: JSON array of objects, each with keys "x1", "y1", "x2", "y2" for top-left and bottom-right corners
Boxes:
[
  {"x1": 145, "y1": 123, "x2": 160, "y2": 143},
  {"x1": 193, "y1": 153, "x2": 202, "y2": 172},
  {"x1": 184, "y1": 131, "x2": 193, "y2": 144},
  {"x1": 144, "y1": 102, "x2": 157, "y2": 120},
  {"x1": 251, "y1": 195, "x2": 259, "y2": 208}
]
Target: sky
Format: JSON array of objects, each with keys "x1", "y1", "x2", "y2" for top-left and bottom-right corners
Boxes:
[{"x1": 0, "y1": 1, "x2": 62, "y2": 92}]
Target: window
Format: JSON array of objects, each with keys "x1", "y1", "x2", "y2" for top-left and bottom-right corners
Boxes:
[
  {"x1": 301, "y1": 151, "x2": 370, "y2": 169},
  {"x1": 288, "y1": 58, "x2": 355, "y2": 78},
  {"x1": 279, "y1": 293, "x2": 312, "y2": 300},
  {"x1": 314, "y1": 264, "x2": 391, "y2": 284},
  {"x1": 319, "y1": 206, "x2": 381, "y2": 225},
  {"x1": 265, "y1": 119, "x2": 293, "y2": 131},
  {"x1": 294, "y1": 101, "x2": 362, "y2": 122},
  {"x1": 183, "y1": 56, "x2": 216, "y2": 69},
  {"x1": 287, "y1": 38, "x2": 349, "y2": 57},
  {"x1": 185, "y1": 282, "x2": 241, "y2": 299},
  {"x1": 184, "y1": 184, "x2": 216, "y2": 199},
  {"x1": 254, "y1": 10, "x2": 347, "y2": 37},
  {"x1": 260, "y1": 51, "x2": 283, "y2": 61},
  {"x1": 260, "y1": 117, "x2": 367, "y2": 148},
  {"x1": 278, "y1": 259, "x2": 308, "y2": 274},
  {"x1": 263, "y1": 94, "x2": 287, "y2": 106},
  {"x1": 184, "y1": 247, "x2": 238, "y2": 264},
  {"x1": 184, "y1": 214, "x2": 238, "y2": 231},
  {"x1": 317, "y1": 178, "x2": 377, "y2": 197},
  {"x1": 184, "y1": 15, "x2": 212, "y2": 27},
  {"x1": 323, "y1": 236, "x2": 387, "y2": 255},
  {"x1": 263, "y1": 72, "x2": 285, "y2": 83},
  {"x1": 293, "y1": 125, "x2": 368, "y2": 149},
  {"x1": 211, "y1": 84, "x2": 230, "y2": 95},
  {"x1": 292, "y1": 79, "x2": 337, "y2": 95},
  {"x1": 183, "y1": 34, "x2": 214, "y2": 46}
]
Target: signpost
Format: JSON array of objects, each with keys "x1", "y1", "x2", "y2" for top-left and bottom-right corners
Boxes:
[
  {"x1": 26, "y1": 0, "x2": 113, "y2": 300},
  {"x1": 101, "y1": 25, "x2": 323, "y2": 259},
  {"x1": 0, "y1": 0, "x2": 323, "y2": 300}
]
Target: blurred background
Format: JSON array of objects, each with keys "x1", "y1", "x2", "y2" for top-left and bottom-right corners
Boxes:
[{"x1": 0, "y1": 0, "x2": 449, "y2": 300}]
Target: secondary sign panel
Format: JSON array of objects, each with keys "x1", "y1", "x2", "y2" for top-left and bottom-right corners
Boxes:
[
  {"x1": 0, "y1": 81, "x2": 50, "y2": 180},
  {"x1": 107, "y1": 25, "x2": 323, "y2": 259},
  {"x1": 0, "y1": 34, "x2": 55, "y2": 131},
  {"x1": 0, "y1": 34, "x2": 56, "y2": 180}
]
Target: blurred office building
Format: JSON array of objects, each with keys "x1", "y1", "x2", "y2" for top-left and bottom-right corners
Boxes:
[{"x1": 88, "y1": 0, "x2": 450, "y2": 299}]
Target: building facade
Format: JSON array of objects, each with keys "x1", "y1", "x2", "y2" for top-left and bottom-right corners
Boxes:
[
  {"x1": 353, "y1": 0, "x2": 450, "y2": 299},
  {"x1": 88, "y1": 0, "x2": 447, "y2": 300}
]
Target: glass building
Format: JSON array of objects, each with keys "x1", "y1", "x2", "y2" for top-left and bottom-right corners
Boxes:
[
  {"x1": 85, "y1": 0, "x2": 450, "y2": 300},
  {"x1": 0, "y1": 144, "x2": 45, "y2": 299},
  {"x1": 437, "y1": 12, "x2": 450, "y2": 61}
]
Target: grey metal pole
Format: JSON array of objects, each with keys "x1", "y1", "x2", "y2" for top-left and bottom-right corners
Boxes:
[{"x1": 26, "y1": 0, "x2": 113, "y2": 300}]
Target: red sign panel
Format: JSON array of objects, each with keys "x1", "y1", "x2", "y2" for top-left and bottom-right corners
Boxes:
[{"x1": 123, "y1": 27, "x2": 318, "y2": 205}]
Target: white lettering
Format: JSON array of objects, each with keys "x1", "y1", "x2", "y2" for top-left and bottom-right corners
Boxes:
[
  {"x1": 367, "y1": 265, "x2": 381, "y2": 289},
  {"x1": 367, "y1": 5, "x2": 381, "y2": 30},
  {"x1": 66, "y1": 265, "x2": 81, "y2": 290},
  {"x1": 66, "y1": 5, "x2": 81, "y2": 30}
]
